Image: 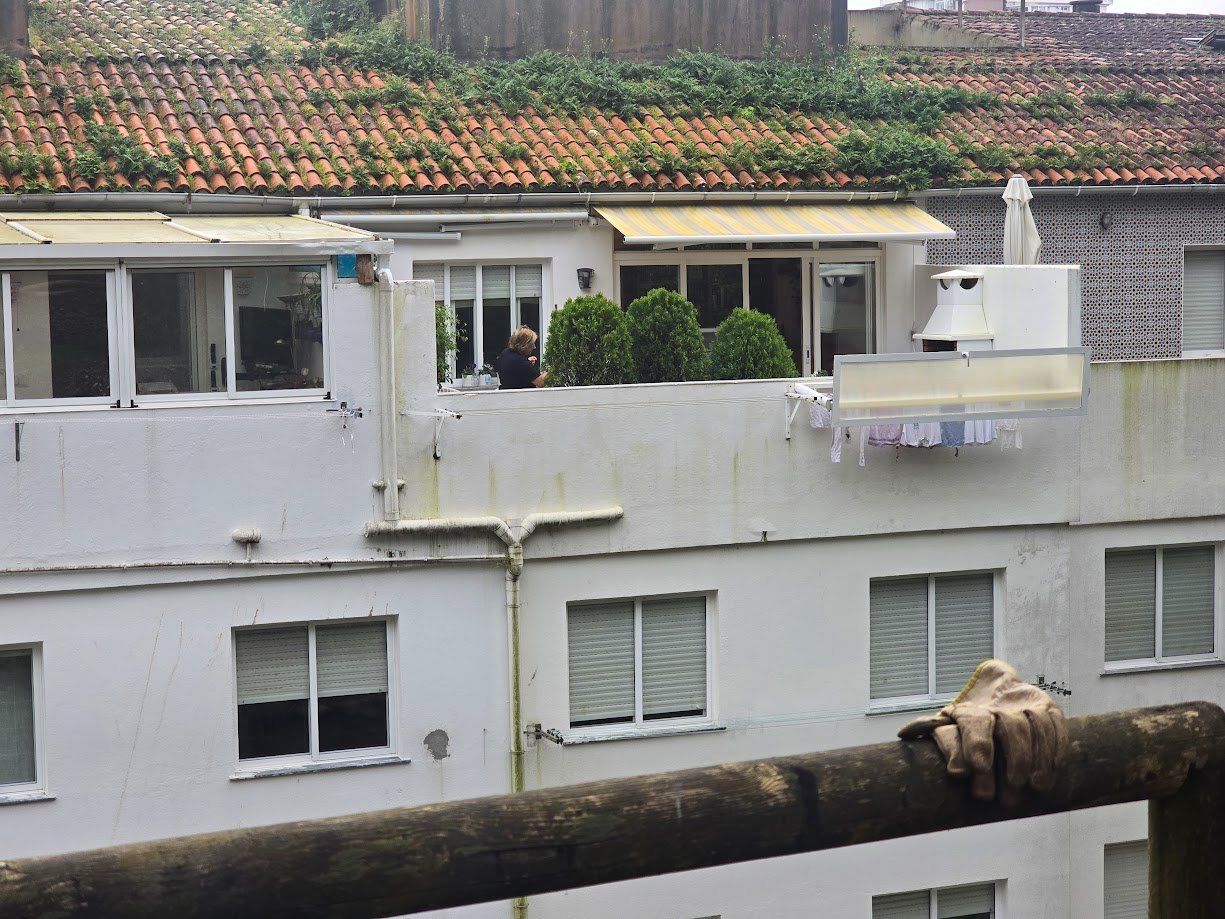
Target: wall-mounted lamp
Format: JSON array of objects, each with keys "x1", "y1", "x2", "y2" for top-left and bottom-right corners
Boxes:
[
  {"x1": 576, "y1": 267, "x2": 595, "y2": 290},
  {"x1": 1099, "y1": 212, "x2": 1113, "y2": 232}
]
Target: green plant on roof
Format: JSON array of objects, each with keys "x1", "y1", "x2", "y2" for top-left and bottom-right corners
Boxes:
[
  {"x1": 1018, "y1": 90, "x2": 1079, "y2": 119},
  {"x1": 0, "y1": 53, "x2": 20, "y2": 84},
  {"x1": 82, "y1": 123, "x2": 179, "y2": 183},
  {"x1": 832, "y1": 124, "x2": 962, "y2": 192},
  {"x1": 707, "y1": 309, "x2": 797, "y2": 381},
  {"x1": 1083, "y1": 88, "x2": 1158, "y2": 110},
  {"x1": 288, "y1": 0, "x2": 372, "y2": 39},
  {"x1": 1187, "y1": 140, "x2": 1221, "y2": 161},
  {"x1": 494, "y1": 139, "x2": 531, "y2": 163},
  {"x1": 626, "y1": 289, "x2": 708, "y2": 384},
  {"x1": 544, "y1": 295, "x2": 635, "y2": 387},
  {"x1": 72, "y1": 148, "x2": 106, "y2": 182}
]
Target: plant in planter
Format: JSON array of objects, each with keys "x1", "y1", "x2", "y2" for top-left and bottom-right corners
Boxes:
[
  {"x1": 543, "y1": 294, "x2": 635, "y2": 387},
  {"x1": 626, "y1": 288, "x2": 707, "y2": 383},
  {"x1": 435, "y1": 303, "x2": 466, "y2": 384},
  {"x1": 707, "y1": 308, "x2": 798, "y2": 381}
]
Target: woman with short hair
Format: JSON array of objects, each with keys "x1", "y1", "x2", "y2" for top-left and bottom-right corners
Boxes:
[{"x1": 495, "y1": 326, "x2": 547, "y2": 389}]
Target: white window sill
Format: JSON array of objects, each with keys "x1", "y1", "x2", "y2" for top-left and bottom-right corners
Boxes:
[
  {"x1": 230, "y1": 753, "x2": 410, "y2": 781},
  {"x1": 1102, "y1": 657, "x2": 1225, "y2": 676},
  {"x1": 0, "y1": 789, "x2": 55, "y2": 807},
  {"x1": 563, "y1": 723, "x2": 726, "y2": 745},
  {"x1": 866, "y1": 697, "x2": 954, "y2": 717},
  {"x1": 0, "y1": 395, "x2": 334, "y2": 416}
]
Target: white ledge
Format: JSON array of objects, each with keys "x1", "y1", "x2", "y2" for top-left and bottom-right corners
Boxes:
[
  {"x1": 230, "y1": 754, "x2": 410, "y2": 781},
  {"x1": 562, "y1": 724, "x2": 726, "y2": 745},
  {"x1": 0, "y1": 789, "x2": 55, "y2": 807},
  {"x1": 1101, "y1": 658, "x2": 1225, "y2": 677},
  {"x1": 866, "y1": 697, "x2": 954, "y2": 717}
]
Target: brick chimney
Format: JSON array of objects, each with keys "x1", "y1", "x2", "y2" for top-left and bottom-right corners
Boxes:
[{"x1": 0, "y1": 0, "x2": 28, "y2": 59}]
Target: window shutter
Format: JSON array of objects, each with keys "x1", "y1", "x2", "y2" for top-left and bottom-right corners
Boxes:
[
  {"x1": 450, "y1": 265, "x2": 476, "y2": 301},
  {"x1": 316, "y1": 622, "x2": 389, "y2": 698},
  {"x1": 934, "y1": 574, "x2": 995, "y2": 695},
  {"x1": 483, "y1": 265, "x2": 512, "y2": 300},
  {"x1": 516, "y1": 265, "x2": 543, "y2": 298},
  {"x1": 568, "y1": 602, "x2": 635, "y2": 725},
  {"x1": 641, "y1": 597, "x2": 707, "y2": 719},
  {"x1": 872, "y1": 891, "x2": 930, "y2": 919},
  {"x1": 235, "y1": 627, "x2": 309, "y2": 705},
  {"x1": 1104, "y1": 841, "x2": 1148, "y2": 919},
  {"x1": 414, "y1": 263, "x2": 444, "y2": 304},
  {"x1": 870, "y1": 578, "x2": 929, "y2": 700},
  {"x1": 0, "y1": 650, "x2": 35, "y2": 785},
  {"x1": 1105, "y1": 550, "x2": 1157, "y2": 662},
  {"x1": 1183, "y1": 251, "x2": 1225, "y2": 352},
  {"x1": 1161, "y1": 546, "x2": 1215, "y2": 657},
  {"x1": 937, "y1": 883, "x2": 994, "y2": 918}
]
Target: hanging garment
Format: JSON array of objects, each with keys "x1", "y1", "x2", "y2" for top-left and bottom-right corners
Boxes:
[
  {"x1": 997, "y1": 418, "x2": 1022, "y2": 450},
  {"x1": 867, "y1": 424, "x2": 903, "y2": 446},
  {"x1": 858, "y1": 427, "x2": 868, "y2": 467},
  {"x1": 902, "y1": 422, "x2": 943, "y2": 447},
  {"x1": 965, "y1": 418, "x2": 997, "y2": 445},
  {"x1": 809, "y1": 402, "x2": 831, "y2": 429},
  {"x1": 940, "y1": 421, "x2": 965, "y2": 448},
  {"x1": 831, "y1": 428, "x2": 847, "y2": 463}
]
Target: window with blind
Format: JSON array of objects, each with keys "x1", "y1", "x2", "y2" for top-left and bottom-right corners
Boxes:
[
  {"x1": 234, "y1": 621, "x2": 391, "y2": 761},
  {"x1": 567, "y1": 596, "x2": 708, "y2": 730},
  {"x1": 870, "y1": 572, "x2": 995, "y2": 703},
  {"x1": 1183, "y1": 251, "x2": 1225, "y2": 353},
  {"x1": 1105, "y1": 546, "x2": 1217, "y2": 665},
  {"x1": 872, "y1": 883, "x2": 995, "y2": 919},
  {"x1": 414, "y1": 262, "x2": 545, "y2": 377},
  {"x1": 1104, "y1": 841, "x2": 1147, "y2": 919},
  {"x1": 0, "y1": 648, "x2": 39, "y2": 789}
]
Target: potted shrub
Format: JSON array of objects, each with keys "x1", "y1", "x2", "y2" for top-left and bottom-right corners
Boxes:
[
  {"x1": 707, "y1": 309, "x2": 798, "y2": 380},
  {"x1": 626, "y1": 288, "x2": 707, "y2": 383},
  {"x1": 544, "y1": 294, "x2": 635, "y2": 387}
]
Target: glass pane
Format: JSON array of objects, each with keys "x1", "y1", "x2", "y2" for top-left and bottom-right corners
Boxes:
[
  {"x1": 519, "y1": 297, "x2": 541, "y2": 340},
  {"x1": 749, "y1": 258, "x2": 803, "y2": 373},
  {"x1": 132, "y1": 269, "x2": 227, "y2": 395},
  {"x1": 619, "y1": 264, "x2": 679, "y2": 308},
  {"x1": 232, "y1": 265, "x2": 325, "y2": 392},
  {"x1": 482, "y1": 266, "x2": 511, "y2": 370},
  {"x1": 0, "y1": 650, "x2": 36, "y2": 786},
  {"x1": 318, "y1": 693, "x2": 389, "y2": 752},
  {"x1": 872, "y1": 891, "x2": 930, "y2": 919},
  {"x1": 870, "y1": 577, "x2": 929, "y2": 700},
  {"x1": 641, "y1": 597, "x2": 706, "y2": 720},
  {"x1": 455, "y1": 303, "x2": 475, "y2": 375},
  {"x1": 819, "y1": 262, "x2": 874, "y2": 373},
  {"x1": 237, "y1": 699, "x2": 309, "y2": 759},
  {"x1": 936, "y1": 883, "x2": 994, "y2": 918},
  {"x1": 933, "y1": 574, "x2": 994, "y2": 695},
  {"x1": 686, "y1": 264, "x2": 742, "y2": 330},
  {"x1": 1162, "y1": 546, "x2": 1215, "y2": 657},
  {"x1": 568, "y1": 602, "x2": 636, "y2": 727},
  {"x1": 11, "y1": 270, "x2": 111, "y2": 400},
  {"x1": 1105, "y1": 549, "x2": 1157, "y2": 662}
]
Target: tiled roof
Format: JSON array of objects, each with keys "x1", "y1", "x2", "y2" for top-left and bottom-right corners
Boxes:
[{"x1": 1, "y1": 1, "x2": 1221, "y2": 196}]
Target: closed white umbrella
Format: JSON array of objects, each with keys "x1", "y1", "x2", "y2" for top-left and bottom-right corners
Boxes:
[{"x1": 1002, "y1": 174, "x2": 1042, "y2": 265}]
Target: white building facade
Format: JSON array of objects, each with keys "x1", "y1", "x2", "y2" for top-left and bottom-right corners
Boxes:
[{"x1": 1, "y1": 198, "x2": 1222, "y2": 919}]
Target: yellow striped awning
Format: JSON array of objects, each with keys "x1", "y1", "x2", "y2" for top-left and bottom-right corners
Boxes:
[{"x1": 595, "y1": 203, "x2": 955, "y2": 246}]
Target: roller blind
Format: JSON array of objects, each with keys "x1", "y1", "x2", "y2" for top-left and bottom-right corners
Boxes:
[
  {"x1": 873, "y1": 891, "x2": 930, "y2": 919},
  {"x1": 641, "y1": 597, "x2": 706, "y2": 719},
  {"x1": 937, "y1": 883, "x2": 994, "y2": 918},
  {"x1": 934, "y1": 574, "x2": 995, "y2": 695},
  {"x1": 1104, "y1": 841, "x2": 1148, "y2": 919},
  {"x1": 1162, "y1": 546, "x2": 1215, "y2": 657},
  {"x1": 516, "y1": 265, "x2": 543, "y2": 298},
  {"x1": 568, "y1": 602, "x2": 635, "y2": 726},
  {"x1": 483, "y1": 265, "x2": 512, "y2": 300},
  {"x1": 870, "y1": 577, "x2": 929, "y2": 700},
  {"x1": 0, "y1": 650, "x2": 36, "y2": 786},
  {"x1": 1183, "y1": 251, "x2": 1225, "y2": 352},
  {"x1": 414, "y1": 263, "x2": 444, "y2": 304},
  {"x1": 450, "y1": 265, "x2": 476, "y2": 301},
  {"x1": 235, "y1": 627, "x2": 309, "y2": 705},
  {"x1": 1105, "y1": 550, "x2": 1157, "y2": 662},
  {"x1": 316, "y1": 622, "x2": 389, "y2": 698}
]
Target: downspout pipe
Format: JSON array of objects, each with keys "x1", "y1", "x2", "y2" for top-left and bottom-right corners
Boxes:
[
  {"x1": 376, "y1": 269, "x2": 401, "y2": 522},
  {"x1": 364, "y1": 506, "x2": 625, "y2": 919}
]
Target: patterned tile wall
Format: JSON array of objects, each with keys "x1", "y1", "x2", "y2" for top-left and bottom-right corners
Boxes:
[{"x1": 925, "y1": 194, "x2": 1225, "y2": 362}]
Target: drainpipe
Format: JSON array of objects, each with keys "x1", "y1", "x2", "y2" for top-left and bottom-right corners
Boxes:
[
  {"x1": 375, "y1": 269, "x2": 401, "y2": 521},
  {"x1": 1019, "y1": 0, "x2": 1027, "y2": 49},
  {"x1": 364, "y1": 507, "x2": 625, "y2": 919}
]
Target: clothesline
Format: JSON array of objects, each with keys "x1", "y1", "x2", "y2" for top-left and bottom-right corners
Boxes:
[{"x1": 809, "y1": 403, "x2": 1022, "y2": 467}]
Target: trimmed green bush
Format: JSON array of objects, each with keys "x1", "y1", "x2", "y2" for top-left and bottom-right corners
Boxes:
[
  {"x1": 626, "y1": 288, "x2": 707, "y2": 383},
  {"x1": 707, "y1": 309, "x2": 797, "y2": 380},
  {"x1": 544, "y1": 295, "x2": 635, "y2": 387}
]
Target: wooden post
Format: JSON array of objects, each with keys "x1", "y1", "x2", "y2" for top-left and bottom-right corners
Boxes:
[
  {"x1": 1149, "y1": 764, "x2": 1225, "y2": 917},
  {"x1": 1, "y1": 704, "x2": 1223, "y2": 918},
  {"x1": 1019, "y1": 0, "x2": 1026, "y2": 49}
]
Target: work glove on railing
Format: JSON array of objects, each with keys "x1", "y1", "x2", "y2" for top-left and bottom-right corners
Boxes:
[{"x1": 897, "y1": 659, "x2": 1069, "y2": 803}]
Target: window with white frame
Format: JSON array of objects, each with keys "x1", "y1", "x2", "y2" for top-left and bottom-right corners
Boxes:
[
  {"x1": 234, "y1": 620, "x2": 391, "y2": 762},
  {"x1": 869, "y1": 572, "x2": 995, "y2": 704},
  {"x1": 1104, "y1": 841, "x2": 1147, "y2": 919},
  {"x1": 414, "y1": 262, "x2": 544, "y2": 376},
  {"x1": 0, "y1": 263, "x2": 327, "y2": 408},
  {"x1": 1183, "y1": 250, "x2": 1225, "y2": 354},
  {"x1": 1104, "y1": 546, "x2": 1216, "y2": 665},
  {"x1": 0, "y1": 647, "x2": 41, "y2": 791},
  {"x1": 872, "y1": 883, "x2": 996, "y2": 919},
  {"x1": 567, "y1": 595, "x2": 708, "y2": 730}
]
